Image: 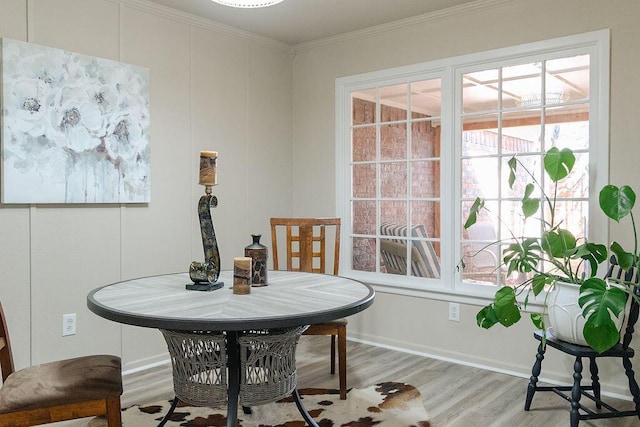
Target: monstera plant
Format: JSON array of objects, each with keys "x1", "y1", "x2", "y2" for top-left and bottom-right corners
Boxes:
[{"x1": 459, "y1": 147, "x2": 639, "y2": 353}]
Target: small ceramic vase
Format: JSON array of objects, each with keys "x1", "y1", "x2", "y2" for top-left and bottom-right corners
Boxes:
[{"x1": 245, "y1": 234, "x2": 268, "y2": 286}]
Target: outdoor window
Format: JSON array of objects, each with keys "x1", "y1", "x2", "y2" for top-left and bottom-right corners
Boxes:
[
  {"x1": 459, "y1": 56, "x2": 591, "y2": 287},
  {"x1": 335, "y1": 31, "x2": 609, "y2": 299},
  {"x1": 350, "y1": 79, "x2": 442, "y2": 282}
]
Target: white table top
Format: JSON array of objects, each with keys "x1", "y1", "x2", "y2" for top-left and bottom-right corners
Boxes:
[{"x1": 87, "y1": 270, "x2": 374, "y2": 331}]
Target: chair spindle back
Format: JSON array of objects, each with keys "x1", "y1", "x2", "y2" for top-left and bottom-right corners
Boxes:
[
  {"x1": 604, "y1": 256, "x2": 640, "y2": 350},
  {"x1": 270, "y1": 218, "x2": 340, "y2": 275}
]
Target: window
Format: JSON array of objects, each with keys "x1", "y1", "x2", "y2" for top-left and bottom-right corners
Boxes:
[
  {"x1": 335, "y1": 31, "x2": 609, "y2": 300},
  {"x1": 459, "y1": 56, "x2": 591, "y2": 287},
  {"x1": 349, "y1": 79, "x2": 443, "y2": 281}
]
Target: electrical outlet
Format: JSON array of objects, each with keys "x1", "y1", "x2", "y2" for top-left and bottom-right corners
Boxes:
[
  {"x1": 448, "y1": 303, "x2": 460, "y2": 322},
  {"x1": 63, "y1": 313, "x2": 76, "y2": 336}
]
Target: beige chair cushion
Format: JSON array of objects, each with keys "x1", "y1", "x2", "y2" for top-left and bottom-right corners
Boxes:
[{"x1": 0, "y1": 354, "x2": 122, "y2": 413}]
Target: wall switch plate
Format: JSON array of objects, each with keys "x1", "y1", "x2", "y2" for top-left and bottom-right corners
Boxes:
[
  {"x1": 63, "y1": 313, "x2": 76, "y2": 336},
  {"x1": 448, "y1": 303, "x2": 460, "y2": 322}
]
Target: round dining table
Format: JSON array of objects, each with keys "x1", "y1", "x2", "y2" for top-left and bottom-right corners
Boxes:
[{"x1": 87, "y1": 270, "x2": 374, "y2": 427}]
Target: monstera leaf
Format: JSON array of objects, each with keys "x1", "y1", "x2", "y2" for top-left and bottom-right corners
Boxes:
[
  {"x1": 503, "y1": 238, "x2": 541, "y2": 276},
  {"x1": 493, "y1": 287, "x2": 521, "y2": 327},
  {"x1": 477, "y1": 287, "x2": 522, "y2": 329},
  {"x1": 599, "y1": 185, "x2": 637, "y2": 270},
  {"x1": 541, "y1": 228, "x2": 576, "y2": 258},
  {"x1": 543, "y1": 147, "x2": 575, "y2": 182},
  {"x1": 579, "y1": 277, "x2": 629, "y2": 353},
  {"x1": 521, "y1": 183, "x2": 540, "y2": 218},
  {"x1": 600, "y1": 185, "x2": 635, "y2": 222},
  {"x1": 476, "y1": 305, "x2": 500, "y2": 329},
  {"x1": 463, "y1": 197, "x2": 484, "y2": 229},
  {"x1": 575, "y1": 242, "x2": 609, "y2": 278}
]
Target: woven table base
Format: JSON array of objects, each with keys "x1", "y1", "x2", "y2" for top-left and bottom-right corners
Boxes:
[
  {"x1": 161, "y1": 330, "x2": 227, "y2": 407},
  {"x1": 239, "y1": 326, "x2": 308, "y2": 406}
]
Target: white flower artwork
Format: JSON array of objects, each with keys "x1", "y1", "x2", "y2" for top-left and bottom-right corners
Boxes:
[{"x1": 1, "y1": 38, "x2": 150, "y2": 203}]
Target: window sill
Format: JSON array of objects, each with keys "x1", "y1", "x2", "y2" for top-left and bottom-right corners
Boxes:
[{"x1": 343, "y1": 270, "x2": 546, "y2": 313}]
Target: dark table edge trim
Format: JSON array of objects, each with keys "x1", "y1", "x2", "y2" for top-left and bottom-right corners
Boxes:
[{"x1": 87, "y1": 273, "x2": 375, "y2": 331}]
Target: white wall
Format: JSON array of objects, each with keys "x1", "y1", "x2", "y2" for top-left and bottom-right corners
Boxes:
[
  {"x1": 0, "y1": 0, "x2": 293, "y2": 372},
  {"x1": 291, "y1": 0, "x2": 640, "y2": 398}
]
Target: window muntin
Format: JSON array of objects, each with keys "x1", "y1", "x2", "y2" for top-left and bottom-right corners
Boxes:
[
  {"x1": 336, "y1": 31, "x2": 608, "y2": 298},
  {"x1": 459, "y1": 55, "x2": 591, "y2": 286}
]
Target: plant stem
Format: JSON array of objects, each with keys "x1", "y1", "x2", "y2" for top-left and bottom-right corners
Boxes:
[{"x1": 631, "y1": 211, "x2": 639, "y2": 264}]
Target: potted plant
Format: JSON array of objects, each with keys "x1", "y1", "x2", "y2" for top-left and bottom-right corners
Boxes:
[{"x1": 459, "y1": 146, "x2": 639, "y2": 353}]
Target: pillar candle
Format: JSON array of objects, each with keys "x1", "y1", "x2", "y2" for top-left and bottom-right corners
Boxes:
[
  {"x1": 199, "y1": 151, "x2": 218, "y2": 185},
  {"x1": 233, "y1": 257, "x2": 252, "y2": 295}
]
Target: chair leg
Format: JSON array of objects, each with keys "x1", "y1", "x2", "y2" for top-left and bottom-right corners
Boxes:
[
  {"x1": 588, "y1": 357, "x2": 601, "y2": 409},
  {"x1": 622, "y1": 356, "x2": 640, "y2": 418},
  {"x1": 570, "y1": 357, "x2": 583, "y2": 427},
  {"x1": 106, "y1": 396, "x2": 122, "y2": 427},
  {"x1": 525, "y1": 341, "x2": 545, "y2": 411},
  {"x1": 330, "y1": 334, "x2": 336, "y2": 375},
  {"x1": 338, "y1": 325, "x2": 347, "y2": 400}
]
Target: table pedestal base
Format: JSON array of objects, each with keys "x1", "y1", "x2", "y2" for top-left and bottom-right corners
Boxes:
[
  {"x1": 293, "y1": 389, "x2": 320, "y2": 427},
  {"x1": 159, "y1": 327, "x2": 312, "y2": 427},
  {"x1": 157, "y1": 398, "x2": 179, "y2": 427}
]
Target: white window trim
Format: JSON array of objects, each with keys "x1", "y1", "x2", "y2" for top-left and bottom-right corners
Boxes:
[{"x1": 335, "y1": 29, "x2": 610, "y2": 306}]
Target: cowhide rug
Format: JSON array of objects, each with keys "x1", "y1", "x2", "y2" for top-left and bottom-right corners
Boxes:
[{"x1": 94, "y1": 382, "x2": 430, "y2": 426}]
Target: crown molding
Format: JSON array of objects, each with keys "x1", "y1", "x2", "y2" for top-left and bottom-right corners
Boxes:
[
  {"x1": 110, "y1": 0, "x2": 514, "y2": 55},
  {"x1": 111, "y1": 0, "x2": 291, "y2": 52},
  {"x1": 293, "y1": 0, "x2": 515, "y2": 54}
]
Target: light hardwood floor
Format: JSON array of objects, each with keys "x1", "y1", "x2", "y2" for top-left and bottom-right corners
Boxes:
[{"x1": 122, "y1": 336, "x2": 639, "y2": 426}]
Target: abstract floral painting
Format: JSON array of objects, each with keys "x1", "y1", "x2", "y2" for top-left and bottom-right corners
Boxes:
[{"x1": 1, "y1": 38, "x2": 150, "y2": 203}]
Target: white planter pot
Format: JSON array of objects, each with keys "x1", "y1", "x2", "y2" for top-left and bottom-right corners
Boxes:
[{"x1": 547, "y1": 280, "x2": 626, "y2": 346}]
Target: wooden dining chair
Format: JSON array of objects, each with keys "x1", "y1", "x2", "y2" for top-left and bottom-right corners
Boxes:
[
  {"x1": 269, "y1": 217, "x2": 348, "y2": 399},
  {"x1": 0, "y1": 302, "x2": 123, "y2": 426}
]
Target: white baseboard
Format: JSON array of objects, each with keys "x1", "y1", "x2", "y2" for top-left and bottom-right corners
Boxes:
[
  {"x1": 122, "y1": 354, "x2": 171, "y2": 376},
  {"x1": 347, "y1": 335, "x2": 634, "y2": 402}
]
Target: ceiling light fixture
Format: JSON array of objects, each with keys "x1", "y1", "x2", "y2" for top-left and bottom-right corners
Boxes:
[
  {"x1": 211, "y1": 0, "x2": 284, "y2": 8},
  {"x1": 519, "y1": 90, "x2": 566, "y2": 108}
]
